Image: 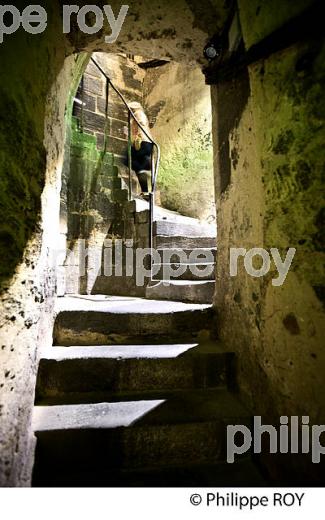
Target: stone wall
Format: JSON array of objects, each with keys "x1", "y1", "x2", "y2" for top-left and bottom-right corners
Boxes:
[
  {"x1": 144, "y1": 62, "x2": 215, "y2": 221},
  {"x1": 60, "y1": 53, "x2": 148, "y2": 295},
  {"x1": 0, "y1": 0, "x2": 230, "y2": 486},
  {"x1": 64, "y1": 125, "x2": 120, "y2": 294},
  {"x1": 212, "y1": 0, "x2": 325, "y2": 481},
  {"x1": 0, "y1": 0, "x2": 324, "y2": 486},
  {"x1": 61, "y1": 120, "x2": 149, "y2": 297},
  {"x1": 73, "y1": 53, "x2": 145, "y2": 158},
  {"x1": 63, "y1": 54, "x2": 215, "y2": 295},
  {"x1": 0, "y1": 0, "x2": 87, "y2": 485}
]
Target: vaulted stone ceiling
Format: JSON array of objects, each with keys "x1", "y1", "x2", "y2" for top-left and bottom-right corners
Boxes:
[{"x1": 61, "y1": 0, "x2": 232, "y2": 65}]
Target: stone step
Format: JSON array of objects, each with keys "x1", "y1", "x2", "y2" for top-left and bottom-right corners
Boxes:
[
  {"x1": 153, "y1": 263, "x2": 215, "y2": 281},
  {"x1": 154, "y1": 220, "x2": 216, "y2": 238},
  {"x1": 155, "y1": 248, "x2": 217, "y2": 264},
  {"x1": 36, "y1": 344, "x2": 233, "y2": 403},
  {"x1": 112, "y1": 188, "x2": 129, "y2": 203},
  {"x1": 33, "y1": 457, "x2": 264, "y2": 487},
  {"x1": 146, "y1": 280, "x2": 215, "y2": 304},
  {"x1": 118, "y1": 167, "x2": 139, "y2": 183},
  {"x1": 53, "y1": 296, "x2": 215, "y2": 346},
  {"x1": 155, "y1": 235, "x2": 217, "y2": 249},
  {"x1": 32, "y1": 389, "x2": 250, "y2": 477},
  {"x1": 118, "y1": 174, "x2": 140, "y2": 195},
  {"x1": 91, "y1": 275, "x2": 147, "y2": 299},
  {"x1": 98, "y1": 176, "x2": 124, "y2": 190},
  {"x1": 126, "y1": 197, "x2": 149, "y2": 214}
]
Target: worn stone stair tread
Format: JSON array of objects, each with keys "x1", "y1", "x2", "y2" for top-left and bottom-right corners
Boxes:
[
  {"x1": 53, "y1": 295, "x2": 215, "y2": 346},
  {"x1": 36, "y1": 343, "x2": 233, "y2": 403},
  {"x1": 33, "y1": 389, "x2": 248, "y2": 432},
  {"x1": 44, "y1": 341, "x2": 228, "y2": 358},
  {"x1": 127, "y1": 203, "x2": 213, "y2": 229},
  {"x1": 43, "y1": 344, "x2": 201, "y2": 359},
  {"x1": 156, "y1": 248, "x2": 217, "y2": 264},
  {"x1": 155, "y1": 206, "x2": 212, "y2": 225},
  {"x1": 55, "y1": 295, "x2": 212, "y2": 314},
  {"x1": 146, "y1": 280, "x2": 215, "y2": 304},
  {"x1": 127, "y1": 198, "x2": 149, "y2": 213},
  {"x1": 36, "y1": 385, "x2": 233, "y2": 406},
  {"x1": 155, "y1": 235, "x2": 217, "y2": 249},
  {"x1": 156, "y1": 247, "x2": 218, "y2": 251},
  {"x1": 154, "y1": 262, "x2": 215, "y2": 266},
  {"x1": 154, "y1": 220, "x2": 216, "y2": 238},
  {"x1": 33, "y1": 457, "x2": 265, "y2": 487},
  {"x1": 153, "y1": 264, "x2": 215, "y2": 281}
]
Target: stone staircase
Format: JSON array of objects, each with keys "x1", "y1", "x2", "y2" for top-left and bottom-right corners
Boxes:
[
  {"x1": 32, "y1": 295, "x2": 264, "y2": 487},
  {"x1": 76, "y1": 159, "x2": 218, "y2": 304},
  {"x1": 90, "y1": 194, "x2": 217, "y2": 303},
  {"x1": 147, "y1": 211, "x2": 216, "y2": 304}
]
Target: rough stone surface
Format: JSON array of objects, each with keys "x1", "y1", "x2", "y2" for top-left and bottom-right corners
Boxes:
[
  {"x1": 32, "y1": 389, "x2": 249, "y2": 480},
  {"x1": 212, "y1": 0, "x2": 325, "y2": 481},
  {"x1": 65, "y1": 0, "x2": 231, "y2": 66},
  {"x1": 0, "y1": 5, "x2": 87, "y2": 484},
  {"x1": 144, "y1": 61, "x2": 215, "y2": 220},
  {"x1": 35, "y1": 344, "x2": 231, "y2": 400},
  {"x1": 53, "y1": 295, "x2": 215, "y2": 346},
  {"x1": 0, "y1": 0, "x2": 324, "y2": 486},
  {"x1": 146, "y1": 280, "x2": 215, "y2": 304}
]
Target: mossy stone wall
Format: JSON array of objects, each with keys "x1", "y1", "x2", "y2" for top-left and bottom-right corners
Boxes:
[
  {"x1": 144, "y1": 62, "x2": 215, "y2": 221},
  {"x1": 213, "y1": 0, "x2": 325, "y2": 482}
]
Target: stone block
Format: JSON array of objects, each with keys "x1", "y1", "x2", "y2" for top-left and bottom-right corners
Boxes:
[
  {"x1": 36, "y1": 346, "x2": 231, "y2": 398},
  {"x1": 137, "y1": 223, "x2": 150, "y2": 239},
  {"x1": 109, "y1": 118, "x2": 127, "y2": 140},
  {"x1": 97, "y1": 97, "x2": 128, "y2": 122},
  {"x1": 85, "y1": 61, "x2": 102, "y2": 79},
  {"x1": 73, "y1": 92, "x2": 96, "y2": 113},
  {"x1": 135, "y1": 211, "x2": 149, "y2": 224},
  {"x1": 74, "y1": 109, "x2": 106, "y2": 134},
  {"x1": 83, "y1": 75, "x2": 103, "y2": 96},
  {"x1": 96, "y1": 133, "x2": 127, "y2": 157}
]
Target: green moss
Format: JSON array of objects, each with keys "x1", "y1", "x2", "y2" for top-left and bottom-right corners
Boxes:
[
  {"x1": 238, "y1": 0, "x2": 315, "y2": 49},
  {"x1": 0, "y1": 2, "x2": 70, "y2": 287},
  {"x1": 250, "y1": 37, "x2": 325, "y2": 287},
  {"x1": 67, "y1": 117, "x2": 116, "y2": 238},
  {"x1": 0, "y1": 5, "x2": 90, "y2": 287},
  {"x1": 157, "y1": 122, "x2": 214, "y2": 219},
  {"x1": 0, "y1": 91, "x2": 46, "y2": 283}
]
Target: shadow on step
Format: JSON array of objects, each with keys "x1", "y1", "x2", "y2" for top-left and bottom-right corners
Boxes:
[{"x1": 32, "y1": 389, "x2": 265, "y2": 487}]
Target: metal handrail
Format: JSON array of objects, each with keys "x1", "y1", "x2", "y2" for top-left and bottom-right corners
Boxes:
[
  {"x1": 87, "y1": 57, "x2": 160, "y2": 282},
  {"x1": 90, "y1": 58, "x2": 161, "y2": 197},
  {"x1": 89, "y1": 58, "x2": 160, "y2": 274}
]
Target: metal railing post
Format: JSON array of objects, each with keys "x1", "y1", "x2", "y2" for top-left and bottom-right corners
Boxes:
[
  {"x1": 103, "y1": 77, "x2": 110, "y2": 153},
  {"x1": 149, "y1": 191, "x2": 154, "y2": 279},
  {"x1": 127, "y1": 112, "x2": 132, "y2": 200}
]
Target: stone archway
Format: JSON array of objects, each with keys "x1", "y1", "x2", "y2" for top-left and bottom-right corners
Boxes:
[
  {"x1": 1, "y1": 0, "x2": 324, "y2": 487},
  {"x1": 0, "y1": 0, "x2": 229, "y2": 486}
]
